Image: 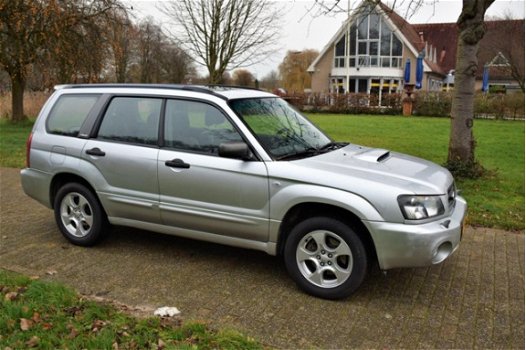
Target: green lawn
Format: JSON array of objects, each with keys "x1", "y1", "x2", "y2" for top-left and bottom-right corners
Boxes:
[
  {"x1": 1, "y1": 115, "x2": 524, "y2": 230},
  {"x1": 307, "y1": 114, "x2": 525, "y2": 230},
  {"x1": 0, "y1": 269, "x2": 262, "y2": 349},
  {"x1": 0, "y1": 119, "x2": 34, "y2": 168}
]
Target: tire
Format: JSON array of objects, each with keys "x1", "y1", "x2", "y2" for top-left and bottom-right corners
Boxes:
[
  {"x1": 53, "y1": 183, "x2": 108, "y2": 246},
  {"x1": 284, "y1": 216, "x2": 368, "y2": 299}
]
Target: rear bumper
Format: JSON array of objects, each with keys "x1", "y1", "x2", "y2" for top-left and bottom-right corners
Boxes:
[
  {"x1": 364, "y1": 196, "x2": 467, "y2": 270},
  {"x1": 20, "y1": 168, "x2": 53, "y2": 208}
]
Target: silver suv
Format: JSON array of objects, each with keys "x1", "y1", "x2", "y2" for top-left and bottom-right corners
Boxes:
[{"x1": 21, "y1": 84, "x2": 466, "y2": 299}]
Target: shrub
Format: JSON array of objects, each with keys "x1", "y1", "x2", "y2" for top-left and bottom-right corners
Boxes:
[
  {"x1": 474, "y1": 92, "x2": 524, "y2": 120},
  {"x1": 299, "y1": 92, "x2": 402, "y2": 115},
  {"x1": 413, "y1": 91, "x2": 452, "y2": 117}
]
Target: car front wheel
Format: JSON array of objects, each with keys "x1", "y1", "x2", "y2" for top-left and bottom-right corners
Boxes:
[
  {"x1": 284, "y1": 216, "x2": 368, "y2": 299},
  {"x1": 54, "y1": 183, "x2": 108, "y2": 246}
]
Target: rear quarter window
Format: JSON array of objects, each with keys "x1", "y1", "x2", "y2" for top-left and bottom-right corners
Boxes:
[{"x1": 46, "y1": 94, "x2": 100, "y2": 137}]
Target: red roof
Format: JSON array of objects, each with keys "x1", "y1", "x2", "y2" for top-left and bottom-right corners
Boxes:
[{"x1": 413, "y1": 20, "x2": 524, "y2": 78}]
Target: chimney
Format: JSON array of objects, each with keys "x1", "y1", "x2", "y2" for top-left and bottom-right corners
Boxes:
[{"x1": 419, "y1": 31, "x2": 424, "y2": 43}]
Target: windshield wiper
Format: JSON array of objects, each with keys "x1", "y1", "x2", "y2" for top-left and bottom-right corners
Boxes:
[
  {"x1": 318, "y1": 142, "x2": 348, "y2": 152},
  {"x1": 277, "y1": 142, "x2": 348, "y2": 161},
  {"x1": 276, "y1": 147, "x2": 319, "y2": 161}
]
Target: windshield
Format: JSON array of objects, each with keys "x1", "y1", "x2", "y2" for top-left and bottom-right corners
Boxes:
[{"x1": 230, "y1": 98, "x2": 335, "y2": 160}]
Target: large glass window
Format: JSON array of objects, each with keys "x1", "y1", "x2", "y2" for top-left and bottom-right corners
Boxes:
[
  {"x1": 358, "y1": 17, "x2": 368, "y2": 39},
  {"x1": 164, "y1": 100, "x2": 242, "y2": 155},
  {"x1": 342, "y1": 10, "x2": 403, "y2": 69},
  {"x1": 349, "y1": 24, "x2": 357, "y2": 56},
  {"x1": 46, "y1": 95, "x2": 100, "y2": 137},
  {"x1": 369, "y1": 13, "x2": 380, "y2": 39},
  {"x1": 334, "y1": 36, "x2": 346, "y2": 68},
  {"x1": 392, "y1": 35, "x2": 402, "y2": 56},
  {"x1": 380, "y1": 27, "x2": 391, "y2": 55},
  {"x1": 98, "y1": 97, "x2": 161, "y2": 145}
]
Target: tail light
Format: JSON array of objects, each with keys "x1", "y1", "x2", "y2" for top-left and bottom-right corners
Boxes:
[{"x1": 25, "y1": 132, "x2": 33, "y2": 168}]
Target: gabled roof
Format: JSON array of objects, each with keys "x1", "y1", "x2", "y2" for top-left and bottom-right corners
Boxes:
[
  {"x1": 307, "y1": 0, "x2": 440, "y2": 74},
  {"x1": 309, "y1": 0, "x2": 524, "y2": 80}
]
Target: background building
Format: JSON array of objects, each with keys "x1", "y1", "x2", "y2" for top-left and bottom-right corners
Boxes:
[{"x1": 308, "y1": 1, "x2": 524, "y2": 101}]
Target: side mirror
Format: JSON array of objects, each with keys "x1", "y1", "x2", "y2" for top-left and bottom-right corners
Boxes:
[{"x1": 218, "y1": 142, "x2": 253, "y2": 160}]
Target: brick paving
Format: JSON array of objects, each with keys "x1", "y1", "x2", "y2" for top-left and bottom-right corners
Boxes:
[{"x1": 1, "y1": 167, "x2": 524, "y2": 348}]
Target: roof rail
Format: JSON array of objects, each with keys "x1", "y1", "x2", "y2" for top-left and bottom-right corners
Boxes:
[
  {"x1": 206, "y1": 84, "x2": 263, "y2": 92},
  {"x1": 53, "y1": 83, "x2": 228, "y2": 100}
]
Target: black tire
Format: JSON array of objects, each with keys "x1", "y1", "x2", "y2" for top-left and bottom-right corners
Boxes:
[
  {"x1": 53, "y1": 183, "x2": 108, "y2": 246},
  {"x1": 284, "y1": 216, "x2": 368, "y2": 299}
]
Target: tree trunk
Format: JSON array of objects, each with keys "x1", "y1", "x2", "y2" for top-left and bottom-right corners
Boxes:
[
  {"x1": 447, "y1": 0, "x2": 495, "y2": 171},
  {"x1": 448, "y1": 36, "x2": 477, "y2": 164},
  {"x1": 208, "y1": 68, "x2": 223, "y2": 85},
  {"x1": 10, "y1": 71, "x2": 27, "y2": 122}
]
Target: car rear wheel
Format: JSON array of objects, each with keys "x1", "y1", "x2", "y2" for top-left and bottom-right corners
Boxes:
[
  {"x1": 54, "y1": 183, "x2": 108, "y2": 246},
  {"x1": 284, "y1": 216, "x2": 368, "y2": 299}
]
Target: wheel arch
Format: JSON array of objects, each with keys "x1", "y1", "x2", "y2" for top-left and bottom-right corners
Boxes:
[
  {"x1": 50, "y1": 172, "x2": 99, "y2": 210},
  {"x1": 277, "y1": 202, "x2": 378, "y2": 267}
]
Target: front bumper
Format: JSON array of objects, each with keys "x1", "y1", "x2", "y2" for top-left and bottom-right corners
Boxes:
[{"x1": 364, "y1": 196, "x2": 467, "y2": 270}]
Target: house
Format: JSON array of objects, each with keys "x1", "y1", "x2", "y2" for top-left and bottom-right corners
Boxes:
[{"x1": 307, "y1": 1, "x2": 524, "y2": 100}]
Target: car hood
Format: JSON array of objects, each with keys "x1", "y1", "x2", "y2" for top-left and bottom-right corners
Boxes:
[
  {"x1": 267, "y1": 144, "x2": 454, "y2": 220},
  {"x1": 302, "y1": 144, "x2": 452, "y2": 193}
]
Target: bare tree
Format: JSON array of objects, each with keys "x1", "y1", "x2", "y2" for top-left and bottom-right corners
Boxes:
[
  {"x1": 132, "y1": 17, "x2": 194, "y2": 84},
  {"x1": 106, "y1": 8, "x2": 134, "y2": 83},
  {"x1": 161, "y1": 0, "x2": 282, "y2": 84}
]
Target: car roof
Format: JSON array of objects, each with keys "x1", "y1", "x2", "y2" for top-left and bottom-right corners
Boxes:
[{"x1": 54, "y1": 84, "x2": 276, "y2": 101}]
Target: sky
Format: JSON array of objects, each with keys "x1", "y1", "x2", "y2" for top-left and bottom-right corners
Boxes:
[{"x1": 125, "y1": 0, "x2": 525, "y2": 78}]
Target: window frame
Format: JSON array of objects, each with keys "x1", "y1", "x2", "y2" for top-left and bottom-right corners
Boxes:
[
  {"x1": 94, "y1": 95, "x2": 164, "y2": 148},
  {"x1": 45, "y1": 93, "x2": 102, "y2": 138},
  {"x1": 162, "y1": 98, "x2": 248, "y2": 157}
]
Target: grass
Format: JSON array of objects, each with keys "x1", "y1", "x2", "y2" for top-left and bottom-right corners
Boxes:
[
  {"x1": 0, "y1": 118, "x2": 34, "y2": 168},
  {"x1": 307, "y1": 114, "x2": 524, "y2": 230},
  {"x1": 0, "y1": 269, "x2": 262, "y2": 349},
  {"x1": 1, "y1": 114, "x2": 524, "y2": 230}
]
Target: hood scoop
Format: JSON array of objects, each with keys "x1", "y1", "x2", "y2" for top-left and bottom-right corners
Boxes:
[{"x1": 354, "y1": 149, "x2": 391, "y2": 163}]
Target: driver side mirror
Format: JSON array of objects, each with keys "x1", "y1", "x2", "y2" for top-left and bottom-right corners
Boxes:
[{"x1": 218, "y1": 142, "x2": 254, "y2": 161}]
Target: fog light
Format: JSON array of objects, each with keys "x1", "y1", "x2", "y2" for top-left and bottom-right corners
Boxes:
[{"x1": 432, "y1": 241, "x2": 452, "y2": 264}]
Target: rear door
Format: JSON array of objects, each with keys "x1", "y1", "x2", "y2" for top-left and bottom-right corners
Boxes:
[
  {"x1": 157, "y1": 99, "x2": 270, "y2": 241},
  {"x1": 81, "y1": 96, "x2": 162, "y2": 224}
]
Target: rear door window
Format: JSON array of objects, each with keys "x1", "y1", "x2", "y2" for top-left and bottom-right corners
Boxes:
[
  {"x1": 46, "y1": 94, "x2": 100, "y2": 137},
  {"x1": 97, "y1": 97, "x2": 162, "y2": 146}
]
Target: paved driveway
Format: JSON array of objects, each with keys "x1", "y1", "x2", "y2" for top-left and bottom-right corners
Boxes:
[{"x1": 1, "y1": 167, "x2": 524, "y2": 348}]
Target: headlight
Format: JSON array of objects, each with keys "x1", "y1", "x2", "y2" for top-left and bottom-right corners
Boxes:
[{"x1": 398, "y1": 195, "x2": 445, "y2": 220}]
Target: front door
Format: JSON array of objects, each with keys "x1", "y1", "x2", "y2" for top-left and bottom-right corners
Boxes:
[{"x1": 157, "y1": 99, "x2": 270, "y2": 241}]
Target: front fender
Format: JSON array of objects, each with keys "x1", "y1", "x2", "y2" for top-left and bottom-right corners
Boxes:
[{"x1": 268, "y1": 183, "x2": 384, "y2": 242}]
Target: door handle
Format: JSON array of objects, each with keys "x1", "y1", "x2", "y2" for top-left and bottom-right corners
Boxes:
[
  {"x1": 165, "y1": 158, "x2": 190, "y2": 169},
  {"x1": 86, "y1": 147, "x2": 106, "y2": 157}
]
